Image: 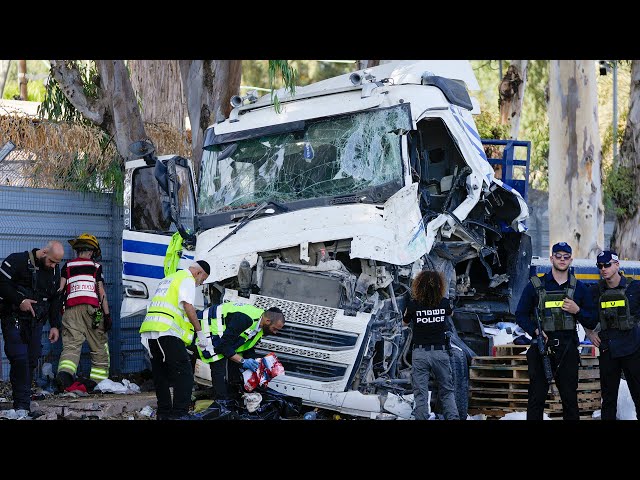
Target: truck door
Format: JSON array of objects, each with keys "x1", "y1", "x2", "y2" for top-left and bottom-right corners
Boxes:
[{"x1": 121, "y1": 155, "x2": 198, "y2": 317}]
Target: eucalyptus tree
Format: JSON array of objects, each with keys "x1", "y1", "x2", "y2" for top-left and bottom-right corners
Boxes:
[
  {"x1": 611, "y1": 59, "x2": 640, "y2": 257},
  {"x1": 129, "y1": 60, "x2": 185, "y2": 131},
  {"x1": 49, "y1": 60, "x2": 145, "y2": 162},
  {"x1": 47, "y1": 60, "x2": 297, "y2": 177},
  {"x1": 179, "y1": 60, "x2": 242, "y2": 175},
  {"x1": 498, "y1": 60, "x2": 528, "y2": 139},
  {"x1": 547, "y1": 60, "x2": 604, "y2": 258}
]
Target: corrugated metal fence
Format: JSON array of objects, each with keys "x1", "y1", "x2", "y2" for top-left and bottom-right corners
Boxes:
[{"x1": 0, "y1": 186, "x2": 148, "y2": 381}]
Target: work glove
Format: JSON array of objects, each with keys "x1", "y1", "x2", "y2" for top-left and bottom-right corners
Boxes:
[
  {"x1": 196, "y1": 330, "x2": 210, "y2": 348},
  {"x1": 196, "y1": 331, "x2": 214, "y2": 358},
  {"x1": 104, "y1": 313, "x2": 112, "y2": 332},
  {"x1": 242, "y1": 358, "x2": 260, "y2": 372}
]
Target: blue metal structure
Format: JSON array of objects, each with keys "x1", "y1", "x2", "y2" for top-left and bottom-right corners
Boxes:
[
  {"x1": 481, "y1": 139, "x2": 531, "y2": 202},
  {"x1": 0, "y1": 186, "x2": 149, "y2": 381}
]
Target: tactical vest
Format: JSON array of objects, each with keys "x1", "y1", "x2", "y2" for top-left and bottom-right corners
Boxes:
[
  {"x1": 197, "y1": 302, "x2": 265, "y2": 363},
  {"x1": 64, "y1": 258, "x2": 100, "y2": 308},
  {"x1": 530, "y1": 274, "x2": 577, "y2": 332},
  {"x1": 139, "y1": 269, "x2": 195, "y2": 345},
  {"x1": 18, "y1": 250, "x2": 61, "y2": 321},
  {"x1": 597, "y1": 280, "x2": 635, "y2": 330}
]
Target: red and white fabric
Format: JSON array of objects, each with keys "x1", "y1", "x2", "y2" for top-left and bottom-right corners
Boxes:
[{"x1": 242, "y1": 352, "x2": 285, "y2": 392}]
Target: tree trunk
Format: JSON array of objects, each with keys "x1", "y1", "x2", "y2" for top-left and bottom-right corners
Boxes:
[
  {"x1": 129, "y1": 60, "x2": 185, "y2": 131},
  {"x1": 179, "y1": 60, "x2": 242, "y2": 176},
  {"x1": 611, "y1": 60, "x2": 640, "y2": 258},
  {"x1": 498, "y1": 60, "x2": 528, "y2": 139},
  {"x1": 357, "y1": 60, "x2": 380, "y2": 70},
  {"x1": 0, "y1": 60, "x2": 11, "y2": 98},
  {"x1": 18, "y1": 60, "x2": 28, "y2": 100},
  {"x1": 95, "y1": 60, "x2": 147, "y2": 161},
  {"x1": 50, "y1": 60, "x2": 146, "y2": 162},
  {"x1": 548, "y1": 60, "x2": 604, "y2": 258}
]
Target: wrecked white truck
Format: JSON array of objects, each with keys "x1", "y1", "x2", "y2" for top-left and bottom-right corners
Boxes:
[{"x1": 120, "y1": 61, "x2": 532, "y2": 418}]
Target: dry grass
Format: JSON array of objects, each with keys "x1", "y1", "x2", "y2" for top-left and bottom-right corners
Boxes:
[{"x1": 1, "y1": 114, "x2": 191, "y2": 191}]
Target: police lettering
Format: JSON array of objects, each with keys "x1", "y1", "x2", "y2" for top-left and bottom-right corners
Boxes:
[{"x1": 416, "y1": 308, "x2": 446, "y2": 323}]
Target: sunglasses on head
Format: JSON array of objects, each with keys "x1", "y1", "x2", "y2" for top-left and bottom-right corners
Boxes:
[
  {"x1": 597, "y1": 262, "x2": 612, "y2": 269},
  {"x1": 553, "y1": 253, "x2": 571, "y2": 260}
]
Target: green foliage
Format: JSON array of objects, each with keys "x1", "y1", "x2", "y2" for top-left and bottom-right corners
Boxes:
[
  {"x1": 473, "y1": 60, "x2": 551, "y2": 190},
  {"x1": 241, "y1": 60, "x2": 355, "y2": 112},
  {"x1": 474, "y1": 110, "x2": 509, "y2": 139},
  {"x1": 2, "y1": 82, "x2": 47, "y2": 102},
  {"x1": 2, "y1": 60, "x2": 51, "y2": 101},
  {"x1": 35, "y1": 61, "x2": 123, "y2": 200},
  {"x1": 268, "y1": 60, "x2": 298, "y2": 113},
  {"x1": 38, "y1": 61, "x2": 99, "y2": 125},
  {"x1": 604, "y1": 163, "x2": 637, "y2": 220}
]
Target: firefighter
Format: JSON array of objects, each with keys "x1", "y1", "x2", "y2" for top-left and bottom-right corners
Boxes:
[
  {"x1": 193, "y1": 303, "x2": 285, "y2": 400},
  {"x1": 0, "y1": 240, "x2": 64, "y2": 414},
  {"x1": 585, "y1": 250, "x2": 640, "y2": 420},
  {"x1": 515, "y1": 241, "x2": 597, "y2": 420},
  {"x1": 140, "y1": 260, "x2": 211, "y2": 420},
  {"x1": 56, "y1": 234, "x2": 111, "y2": 391}
]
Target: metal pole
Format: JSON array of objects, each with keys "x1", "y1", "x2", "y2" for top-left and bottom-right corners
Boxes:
[
  {"x1": 499, "y1": 60, "x2": 503, "y2": 81},
  {"x1": 613, "y1": 60, "x2": 618, "y2": 159}
]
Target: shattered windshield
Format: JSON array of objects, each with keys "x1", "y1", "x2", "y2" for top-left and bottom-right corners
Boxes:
[{"x1": 198, "y1": 104, "x2": 411, "y2": 214}]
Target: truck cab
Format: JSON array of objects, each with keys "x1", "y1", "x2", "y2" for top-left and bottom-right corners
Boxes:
[{"x1": 121, "y1": 61, "x2": 532, "y2": 418}]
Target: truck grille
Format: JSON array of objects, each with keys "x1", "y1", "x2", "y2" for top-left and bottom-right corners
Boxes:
[
  {"x1": 272, "y1": 324, "x2": 357, "y2": 351},
  {"x1": 255, "y1": 349, "x2": 347, "y2": 381},
  {"x1": 253, "y1": 295, "x2": 337, "y2": 328},
  {"x1": 258, "y1": 340, "x2": 332, "y2": 360}
]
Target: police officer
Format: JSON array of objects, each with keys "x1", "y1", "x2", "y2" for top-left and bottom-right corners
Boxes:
[
  {"x1": 515, "y1": 241, "x2": 596, "y2": 420},
  {"x1": 403, "y1": 270, "x2": 459, "y2": 420},
  {"x1": 585, "y1": 250, "x2": 640, "y2": 420},
  {"x1": 193, "y1": 303, "x2": 285, "y2": 400},
  {"x1": 140, "y1": 260, "x2": 210, "y2": 420},
  {"x1": 0, "y1": 240, "x2": 64, "y2": 414}
]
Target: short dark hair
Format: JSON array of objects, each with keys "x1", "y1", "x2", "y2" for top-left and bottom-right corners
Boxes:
[{"x1": 264, "y1": 306, "x2": 285, "y2": 324}]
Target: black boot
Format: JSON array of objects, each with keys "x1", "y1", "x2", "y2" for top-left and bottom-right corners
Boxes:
[{"x1": 55, "y1": 371, "x2": 74, "y2": 393}]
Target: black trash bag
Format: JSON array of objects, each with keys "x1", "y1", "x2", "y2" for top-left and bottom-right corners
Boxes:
[
  {"x1": 236, "y1": 387, "x2": 303, "y2": 420},
  {"x1": 194, "y1": 399, "x2": 238, "y2": 420},
  {"x1": 195, "y1": 388, "x2": 304, "y2": 420}
]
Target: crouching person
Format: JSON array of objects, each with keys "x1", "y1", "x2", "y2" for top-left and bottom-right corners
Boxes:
[{"x1": 193, "y1": 303, "x2": 285, "y2": 400}]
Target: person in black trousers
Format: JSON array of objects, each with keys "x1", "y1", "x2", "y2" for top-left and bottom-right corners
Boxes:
[
  {"x1": 0, "y1": 240, "x2": 64, "y2": 414},
  {"x1": 585, "y1": 250, "x2": 640, "y2": 420},
  {"x1": 403, "y1": 270, "x2": 459, "y2": 420},
  {"x1": 515, "y1": 242, "x2": 596, "y2": 420}
]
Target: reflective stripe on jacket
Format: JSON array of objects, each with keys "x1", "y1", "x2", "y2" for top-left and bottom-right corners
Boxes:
[
  {"x1": 139, "y1": 269, "x2": 194, "y2": 345},
  {"x1": 197, "y1": 302, "x2": 264, "y2": 363},
  {"x1": 65, "y1": 258, "x2": 100, "y2": 307}
]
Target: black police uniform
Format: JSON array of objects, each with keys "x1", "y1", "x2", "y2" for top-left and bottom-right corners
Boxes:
[
  {"x1": 0, "y1": 249, "x2": 62, "y2": 411},
  {"x1": 589, "y1": 275, "x2": 640, "y2": 420},
  {"x1": 515, "y1": 272, "x2": 597, "y2": 420}
]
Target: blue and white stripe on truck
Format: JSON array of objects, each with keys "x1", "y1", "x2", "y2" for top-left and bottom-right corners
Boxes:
[{"x1": 122, "y1": 233, "x2": 194, "y2": 281}]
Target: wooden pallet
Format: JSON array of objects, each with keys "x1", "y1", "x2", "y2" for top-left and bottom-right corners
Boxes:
[
  {"x1": 492, "y1": 343, "x2": 599, "y2": 357},
  {"x1": 469, "y1": 354, "x2": 601, "y2": 419}
]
